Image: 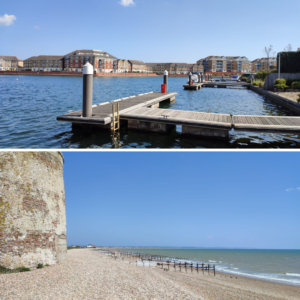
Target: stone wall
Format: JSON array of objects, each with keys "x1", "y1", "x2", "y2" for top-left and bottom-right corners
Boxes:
[{"x1": 0, "y1": 152, "x2": 67, "y2": 269}]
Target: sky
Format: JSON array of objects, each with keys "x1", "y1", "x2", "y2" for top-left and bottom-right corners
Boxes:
[
  {"x1": 63, "y1": 151, "x2": 300, "y2": 249},
  {"x1": 1, "y1": 0, "x2": 299, "y2": 62}
]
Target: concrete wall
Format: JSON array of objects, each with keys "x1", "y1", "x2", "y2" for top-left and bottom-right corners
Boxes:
[
  {"x1": 0, "y1": 152, "x2": 67, "y2": 269},
  {"x1": 263, "y1": 73, "x2": 300, "y2": 90}
]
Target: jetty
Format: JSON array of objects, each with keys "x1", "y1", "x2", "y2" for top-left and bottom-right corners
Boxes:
[
  {"x1": 57, "y1": 64, "x2": 300, "y2": 140},
  {"x1": 184, "y1": 82, "x2": 250, "y2": 90},
  {"x1": 57, "y1": 92, "x2": 177, "y2": 128}
]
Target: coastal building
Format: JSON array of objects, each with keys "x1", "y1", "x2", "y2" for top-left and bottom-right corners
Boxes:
[
  {"x1": 0, "y1": 56, "x2": 23, "y2": 71},
  {"x1": 145, "y1": 63, "x2": 195, "y2": 74},
  {"x1": 197, "y1": 56, "x2": 227, "y2": 72},
  {"x1": 251, "y1": 57, "x2": 277, "y2": 72},
  {"x1": 226, "y1": 56, "x2": 251, "y2": 73},
  {"x1": 197, "y1": 56, "x2": 251, "y2": 73},
  {"x1": 117, "y1": 59, "x2": 131, "y2": 73},
  {"x1": 23, "y1": 55, "x2": 64, "y2": 71},
  {"x1": 63, "y1": 50, "x2": 118, "y2": 73},
  {"x1": 128, "y1": 60, "x2": 147, "y2": 73}
]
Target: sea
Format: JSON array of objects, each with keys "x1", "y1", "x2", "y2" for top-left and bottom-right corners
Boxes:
[
  {"x1": 120, "y1": 248, "x2": 300, "y2": 286},
  {"x1": 1, "y1": 75, "x2": 300, "y2": 148}
]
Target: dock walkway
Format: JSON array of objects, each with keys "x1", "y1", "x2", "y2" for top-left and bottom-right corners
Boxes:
[
  {"x1": 57, "y1": 92, "x2": 177, "y2": 126},
  {"x1": 57, "y1": 91, "x2": 300, "y2": 139},
  {"x1": 184, "y1": 82, "x2": 250, "y2": 90}
]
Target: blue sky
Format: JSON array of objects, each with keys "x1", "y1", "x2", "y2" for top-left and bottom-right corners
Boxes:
[
  {"x1": 1, "y1": 0, "x2": 300, "y2": 62},
  {"x1": 63, "y1": 152, "x2": 300, "y2": 249}
]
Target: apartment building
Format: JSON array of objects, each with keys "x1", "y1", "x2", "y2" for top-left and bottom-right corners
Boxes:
[
  {"x1": 197, "y1": 56, "x2": 227, "y2": 72},
  {"x1": 64, "y1": 50, "x2": 117, "y2": 73},
  {"x1": 0, "y1": 56, "x2": 23, "y2": 71},
  {"x1": 23, "y1": 55, "x2": 64, "y2": 71},
  {"x1": 226, "y1": 56, "x2": 251, "y2": 73},
  {"x1": 128, "y1": 60, "x2": 147, "y2": 73},
  {"x1": 192, "y1": 64, "x2": 204, "y2": 73},
  {"x1": 117, "y1": 59, "x2": 131, "y2": 73},
  {"x1": 197, "y1": 56, "x2": 251, "y2": 73},
  {"x1": 146, "y1": 63, "x2": 195, "y2": 74},
  {"x1": 251, "y1": 57, "x2": 277, "y2": 72}
]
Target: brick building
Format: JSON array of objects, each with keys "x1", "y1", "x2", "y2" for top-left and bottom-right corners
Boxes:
[
  {"x1": 226, "y1": 56, "x2": 252, "y2": 73},
  {"x1": 145, "y1": 63, "x2": 196, "y2": 74},
  {"x1": 23, "y1": 55, "x2": 64, "y2": 71},
  {"x1": 128, "y1": 60, "x2": 147, "y2": 73},
  {"x1": 64, "y1": 50, "x2": 118, "y2": 73},
  {"x1": 0, "y1": 56, "x2": 23, "y2": 71},
  {"x1": 251, "y1": 57, "x2": 277, "y2": 72},
  {"x1": 197, "y1": 56, "x2": 251, "y2": 73},
  {"x1": 117, "y1": 59, "x2": 131, "y2": 73},
  {"x1": 0, "y1": 152, "x2": 67, "y2": 270}
]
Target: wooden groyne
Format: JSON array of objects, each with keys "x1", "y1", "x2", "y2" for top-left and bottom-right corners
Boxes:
[{"x1": 98, "y1": 249, "x2": 216, "y2": 276}]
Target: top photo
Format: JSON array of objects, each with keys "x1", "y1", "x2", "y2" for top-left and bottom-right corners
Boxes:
[{"x1": 1, "y1": 0, "x2": 300, "y2": 149}]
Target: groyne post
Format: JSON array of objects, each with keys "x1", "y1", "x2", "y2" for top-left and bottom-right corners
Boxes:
[
  {"x1": 164, "y1": 70, "x2": 168, "y2": 93},
  {"x1": 82, "y1": 62, "x2": 94, "y2": 118}
]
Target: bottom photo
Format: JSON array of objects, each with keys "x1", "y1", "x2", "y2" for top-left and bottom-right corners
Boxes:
[{"x1": 0, "y1": 151, "x2": 299, "y2": 300}]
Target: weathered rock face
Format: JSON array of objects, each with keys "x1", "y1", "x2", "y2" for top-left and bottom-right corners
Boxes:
[{"x1": 0, "y1": 152, "x2": 67, "y2": 269}]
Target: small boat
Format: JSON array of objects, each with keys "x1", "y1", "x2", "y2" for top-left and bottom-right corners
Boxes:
[
  {"x1": 230, "y1": 75, "x2": 241, "y2": 81},
  {"x1": 187, "y1": 74, "x2": 199, "y2": 84}
]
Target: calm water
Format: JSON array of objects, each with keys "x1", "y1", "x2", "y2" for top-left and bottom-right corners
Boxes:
[
  {"x1": 120, "y1": 248, "x2": 300, "y2": 286},
  {"x1": 1, "y1": 75, "x2": 300, "y2": 148}
]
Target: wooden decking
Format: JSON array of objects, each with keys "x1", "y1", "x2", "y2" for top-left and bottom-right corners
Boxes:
[
  {"x1": 57, "y1": 91, "x2": 300, "y2": 135},
  {"x1": 57, "y1": 92, "x2": 177, "y2": 125},
  {"x1": 183, "y1": 83, "x2": 202, "y2": 90},
  {"x1": 121, "y1": 107, "x2": 232, "y2": 130},
  {"x1": 183, "y1": 82, "x2": 250, "y2": 90},
  {"x1": 233, "y1": 115, "x2": 300, "y2": 133}
]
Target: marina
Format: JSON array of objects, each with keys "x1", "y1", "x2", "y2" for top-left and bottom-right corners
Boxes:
[
  {"x1": 57, "y1": 70, "x2": 300, "y2": 140},
  {"x1": 1, "y1": 75, "x2": 300, "y2": 148}
]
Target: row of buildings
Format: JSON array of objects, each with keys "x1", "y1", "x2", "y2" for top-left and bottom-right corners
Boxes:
[{"x1": 0, "y1": 50, "x2": 277, "y2": 74}]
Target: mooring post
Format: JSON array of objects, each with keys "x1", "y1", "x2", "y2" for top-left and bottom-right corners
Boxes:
[
  {"x1": 189, "y1": 72, "x2": 192, "y2": 86},
  {"x1": 201, "y1": 73, "x2": 203, "y2": 83},
  {"x1": 214, "y1": 265, "x2": 215, "y2": 276},
  {"x1": 222, "y1": 74, "x2": 224, "y2": 80},
  {"x1": 82, "y1": 62, "x2": 94, "y2": 118},
  {"x1": 198, "y1": 73, "x2": 201, "y2": 83},
  {"x1": 164, "y1": 70, "x2": 168, "y2": 93}
]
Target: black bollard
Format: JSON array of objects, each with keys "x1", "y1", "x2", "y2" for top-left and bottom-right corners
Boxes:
[{"x1": 82, "y1": 62, "x2": 94, "y2": 118}]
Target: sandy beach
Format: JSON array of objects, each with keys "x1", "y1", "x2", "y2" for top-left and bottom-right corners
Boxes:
[{"x1": 0, "y1": 249, "x2": 299, "y2": 300}]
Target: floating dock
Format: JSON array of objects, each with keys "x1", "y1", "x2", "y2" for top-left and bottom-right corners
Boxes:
[
  {"x1": 183, "y1": 82, "x2": 250, "y2": 90},
  {"x1": 57, "y1": 92, "x2": 177, "y2": 128},
  {"x1": 183, "y1": 83, "x2": 203, "y2": 90}
]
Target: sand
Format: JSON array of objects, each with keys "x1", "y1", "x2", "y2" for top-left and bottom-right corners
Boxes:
[
  {"x1": 0, "y1": 249, "x2": 299, "y2": 300},
  {"x1": 270, "y1": 91, "x2": 300, "y2": 104}
]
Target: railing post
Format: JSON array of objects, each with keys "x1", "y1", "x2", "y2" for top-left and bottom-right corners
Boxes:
[
  {"x1": 164, "y1": 70, "x2": 168, "y2": 93},
  {"x1": 82, "y1": 62, "x2": 94, "y2": 118}
]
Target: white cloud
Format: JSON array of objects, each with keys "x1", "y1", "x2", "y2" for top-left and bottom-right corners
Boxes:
[
  {"x1": 0, "y1": 14, "x2": 16, "y2": 26},
  {"x1": 286, "y1": 188, "x2": 300, "y2": 192},
  {"x1": 34, "y1": 26, "x2": 39, "y2": 29},
  {"x1": 119, "y1": 0, "x2": 135, "y2": 6}
]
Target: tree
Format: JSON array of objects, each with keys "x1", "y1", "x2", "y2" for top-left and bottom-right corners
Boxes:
[
  {"x1": 284, "y1": 44, "x2": 292, "y2": 51},
  {"x1": 263, "y1": 45, "x2": 276, "y2": 72}
]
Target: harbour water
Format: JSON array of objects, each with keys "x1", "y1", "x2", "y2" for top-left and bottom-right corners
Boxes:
[
  {"x1": 120, "y1": 248, "x2": 300, "y2": 286},
  {"x1": 1, "y1": 75, "x2": 300, "y2": 148}
]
